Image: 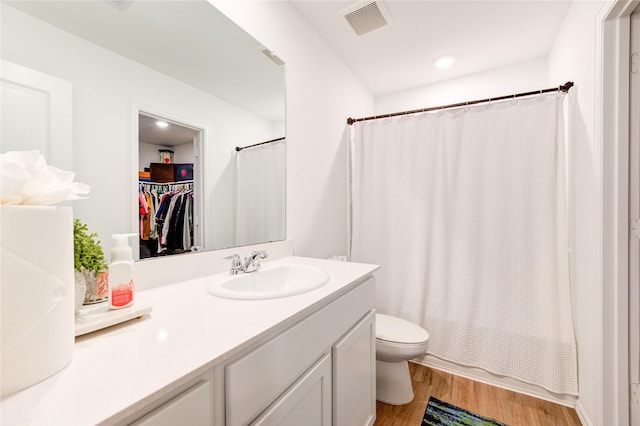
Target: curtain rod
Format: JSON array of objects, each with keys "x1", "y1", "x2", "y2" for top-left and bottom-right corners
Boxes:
[
  {"x1": 235, "y1": 136, "x2": 285, "y2": 152},
  {"x1": 347, "y1": 81, "x2": 574, "y2": 125}
]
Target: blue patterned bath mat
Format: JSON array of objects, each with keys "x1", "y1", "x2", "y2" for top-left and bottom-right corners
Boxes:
[{"x1": 422, "y1": 397, "x2": 507, "y2": 426}]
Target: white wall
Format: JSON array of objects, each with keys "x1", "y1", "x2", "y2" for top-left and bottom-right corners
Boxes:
[
  {"x1": 376, "y1": 58, "x2": 549, "y2": 114},
  {"x1": 209, "y1": 0, "x2": 375, "y2": 259},
  {"x1": 171, "y1": 143, "x2": 194, "y2": 166},
  {"x1": 1, "y1": 4, "x2": 276, "y2": 252},
  {"x1": 548, "y1": 1, "x2": 608, "y2": 424}
]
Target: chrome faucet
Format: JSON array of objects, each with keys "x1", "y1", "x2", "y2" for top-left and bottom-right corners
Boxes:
[
  {"x1": 223, "y1": 251, "x2": 268, "y2": 275},
  {"x1": 242, "y1": 250, "x2": 268, "y2": 273}
]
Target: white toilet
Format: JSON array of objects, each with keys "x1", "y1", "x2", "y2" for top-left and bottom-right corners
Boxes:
[{"x1": 375, "y1": 313, "x2": 430, "y2": 405}]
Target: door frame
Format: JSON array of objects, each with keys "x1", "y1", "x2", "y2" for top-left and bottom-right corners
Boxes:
[
  {"x1": 629, "y1": 7, "x2": 640, "y2": 425},
  {"x1": 130, "y1": 103, "x2": 206, "y2": 259},
  {"x1": 599, "y1": 0, "x2": 639, "y2": 424}
]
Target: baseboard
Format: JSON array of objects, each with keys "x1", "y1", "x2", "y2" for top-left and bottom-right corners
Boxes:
[
  {"x1": 574, "y1": 400, "x2": 593, "y2": 426},
  {"x1": 414, "y1": 354, "x2": 578, "y2": 408}
]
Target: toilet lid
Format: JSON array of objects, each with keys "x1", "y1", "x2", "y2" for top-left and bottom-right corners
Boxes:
[{"x1": 376, "y1": 313, "x2": 430, "y2": 344}]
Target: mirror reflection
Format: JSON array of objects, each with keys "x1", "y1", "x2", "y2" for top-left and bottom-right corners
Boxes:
[
  {"x1": 138, "y1": 113, "x2": 201, "y2": 259},
  {"x1": 1, "y1": 0, "x2": 286, "y2": 259}
]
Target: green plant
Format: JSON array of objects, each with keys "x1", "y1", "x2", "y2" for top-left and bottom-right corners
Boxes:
[{"x1": 73, "y1": 219, "x2": 107, "y2": 276}]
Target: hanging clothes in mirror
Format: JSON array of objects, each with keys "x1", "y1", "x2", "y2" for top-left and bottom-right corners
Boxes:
[{"x1": 139, "y1": 181, "x2": 194, "y2": 258}]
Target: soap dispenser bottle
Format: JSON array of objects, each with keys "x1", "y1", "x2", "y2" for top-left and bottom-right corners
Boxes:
[{"x1": 108, "y1": 233, "x2": 136, "y2": 309}]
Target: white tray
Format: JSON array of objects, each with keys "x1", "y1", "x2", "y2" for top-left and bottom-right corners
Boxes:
[{"x1": 75, "y1": 296, "x2": 152, "y2": 337}]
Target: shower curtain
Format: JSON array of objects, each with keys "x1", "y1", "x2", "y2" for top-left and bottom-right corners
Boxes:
[
  {"x1": 349, "y1": 94, "x2": 578, "y2": 395},
  {"x1": 234, "y1": 139, "x2": 285, "y2": 247}
]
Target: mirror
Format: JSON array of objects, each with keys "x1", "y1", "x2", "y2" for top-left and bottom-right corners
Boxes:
[{"x1": 1, "y1": 0, "x2": 286, "y2": 258}]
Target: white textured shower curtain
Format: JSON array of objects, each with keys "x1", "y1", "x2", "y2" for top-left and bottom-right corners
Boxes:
[
  {"x1": 235, "y1": 139, "x2": 285, "y2": 247},
  {"x1": 349, "y1": 95, "x2": 578, "y2": 395}
]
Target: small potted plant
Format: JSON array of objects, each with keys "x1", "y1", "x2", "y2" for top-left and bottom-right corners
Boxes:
[{"x1": 73, "y1": 219, "x2": 108, "y2": 307}]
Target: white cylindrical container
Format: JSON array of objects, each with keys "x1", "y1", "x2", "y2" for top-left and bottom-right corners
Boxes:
[{"x1": 1, "y1": 206, "x2": 74, "y2": 397}]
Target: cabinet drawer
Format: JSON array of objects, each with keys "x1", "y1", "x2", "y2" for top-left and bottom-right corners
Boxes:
[
  {"x1": 130, "y1": 380, "x2": 212, "y2": 426},
  {"x1": 225, "y1": 277, "x2": 374, "y2": 426}
]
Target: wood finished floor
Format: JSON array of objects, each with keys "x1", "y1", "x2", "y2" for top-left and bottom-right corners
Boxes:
[{"x1": 374, "y1": 363, "x2": 582, "y2": 426}]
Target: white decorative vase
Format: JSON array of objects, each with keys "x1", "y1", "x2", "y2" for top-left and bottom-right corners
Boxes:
[
  {"x1": 1, "y1": 206, "x2": 74, "y2": 397},
  {"x1": 74, "y1": 270, "x2": 87, "y2": 312}
]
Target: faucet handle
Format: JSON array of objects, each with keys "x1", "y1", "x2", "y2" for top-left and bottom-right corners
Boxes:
[
  {"x1": 223, "y1": 254, "x2": 243, "y2": 274},
  {"x1": 251, "y1": 250, "x2": 268, "y2": 260},
  {"x1": 223, "y1": 253, "x2": 241, "y2": 264}
]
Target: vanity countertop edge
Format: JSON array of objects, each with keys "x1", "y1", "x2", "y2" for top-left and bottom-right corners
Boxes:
[{"x1": 0, "y1": 256, "x2": 379, "y2": 425}]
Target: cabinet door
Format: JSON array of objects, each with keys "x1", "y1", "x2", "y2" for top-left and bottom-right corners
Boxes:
[
  {"x1": 333, "y1": 310, "x2": 376, "y2": 426},
  {"x1": 130, "y1": 380, "x2": 212, "y2": 426},
  {"x1": 252, "y1": 354, "x2": 331, "y2": 426}
]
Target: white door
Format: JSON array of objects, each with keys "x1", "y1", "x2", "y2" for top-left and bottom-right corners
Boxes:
[
  {"x1": 630, "y1": 7, "x2": 640, "y2": 426},
  {"x1": 1, "y1": 60, "x2": 72, "y2": 170}
]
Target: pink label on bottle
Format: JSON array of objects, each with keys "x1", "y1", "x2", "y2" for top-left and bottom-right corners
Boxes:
[{"x1": 111, "y1": 279, "x2": 134, "y2": 307}]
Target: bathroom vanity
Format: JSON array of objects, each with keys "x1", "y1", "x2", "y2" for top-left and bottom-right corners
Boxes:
[{"x1": 0, "y1": 255, "x2": 378, "y2": 425}]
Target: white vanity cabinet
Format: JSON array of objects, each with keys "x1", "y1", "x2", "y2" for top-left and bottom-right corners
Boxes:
[
  {"x1": 0, "y1": 256, "x2": 378, "y2": 426},
  {"x1": 221, "y1": 276, "x2": 375, "y2": 426}
]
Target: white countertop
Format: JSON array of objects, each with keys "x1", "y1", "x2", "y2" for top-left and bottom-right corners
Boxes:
[{"x1": 0, "y1": 256, "x2": 378, "y2": 425}]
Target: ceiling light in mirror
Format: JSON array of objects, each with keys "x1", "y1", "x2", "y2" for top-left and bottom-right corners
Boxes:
[
  {"x1": 155, "y1": 121, "x2": 169, "y2": 128},
  {"x1": 434, "y1": 55, "x2": 455, "y2": 69}
]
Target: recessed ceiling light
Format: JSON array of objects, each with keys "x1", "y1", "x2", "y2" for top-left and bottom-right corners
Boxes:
[
  {"x1": 156, "y1": 121, "x2": 169, "y2": 128},
  {"x1": 434, "y1": 55, "x2": 455, "y2": 69}
]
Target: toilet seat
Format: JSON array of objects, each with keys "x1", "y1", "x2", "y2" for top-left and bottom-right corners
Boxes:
[{"x1": 376, "y1": 313, "x2": 429, "y2": 344}]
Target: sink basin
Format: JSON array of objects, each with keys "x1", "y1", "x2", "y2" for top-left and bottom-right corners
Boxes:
[{"x1": 206, "y1": 264, "x2": 329, "y2": 300}]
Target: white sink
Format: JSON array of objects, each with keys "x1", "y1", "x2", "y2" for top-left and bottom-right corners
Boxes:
[{"x1": 206, "y1": 264, "x2": 329, "y2": 300}]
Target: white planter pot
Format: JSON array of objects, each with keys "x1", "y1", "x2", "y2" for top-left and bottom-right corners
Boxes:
[
  {"x1": 74, "y1": 270, "x2": 87, "y2": 312},
  {"x1": 1, "y1": 206, "x2": 74, "y2": 397}
]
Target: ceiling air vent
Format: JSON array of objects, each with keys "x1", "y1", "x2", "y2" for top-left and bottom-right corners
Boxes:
[
  {"x1": 105, "y1": 0, "x2": 134, "y2": 11},
  {"x1": 341, "y1": 1, "x2": 392, "y2": 36},
  {"x1": 258, "y1": 46, "x2": 285, "y2": 66}
]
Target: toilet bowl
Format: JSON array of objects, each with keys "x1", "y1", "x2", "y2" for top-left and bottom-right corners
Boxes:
[{"x1": 375, "y1": 313, "x2": 429, "y2": 405}]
